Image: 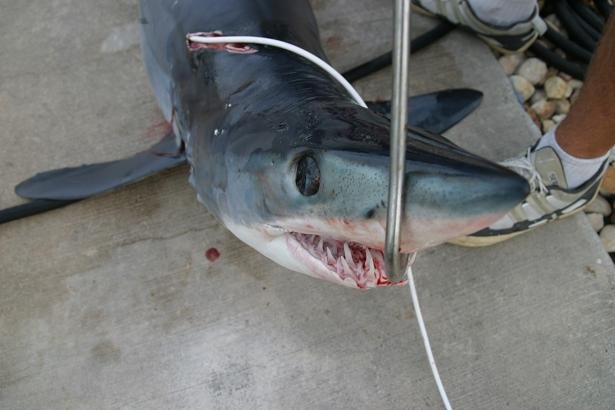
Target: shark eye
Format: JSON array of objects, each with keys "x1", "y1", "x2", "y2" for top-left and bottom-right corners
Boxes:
[{"x1": 295, "y1": 154, "x2": 320, "y2": 196}]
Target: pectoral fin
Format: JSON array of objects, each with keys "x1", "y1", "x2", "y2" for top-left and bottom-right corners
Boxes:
[
  {"x1": 1, "y1": 133, "x2": 186, "y2": 225},
  {"x1": 16, "y1": 132, "x2": 185, "y2": 201}
]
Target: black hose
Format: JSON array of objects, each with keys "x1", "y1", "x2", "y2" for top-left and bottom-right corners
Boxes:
[
  {"x1": 0, "y1": 199, "x2": 77, "y2": 225},
  {"x1": 568, "y1": 0, "x2": 602, "y2": 41},
  {"x1": 544, "y1": 26, "x2": 592, "y2": 63},
  {"x1": 568, "y1": 0, "x2": 605, "y2": 31},
  {"x1": 409, "y1": 21, "x2": 455, "y2": 53},
  {"x1": 529, "y1": 41, "x2": 587, "y2": 80},
  {"x1": 342, "y1": 20, "x2": 455, "y2": 83},
  {"x1": 576, "y1": 14, "x2": 602, "y2": 42},
  {"x1": 342, "y1": 53, "x2": 392, "y2": 84},
  {"x1": 595, "y1": 0, "x2": 613, "y2": 19},
  {"x1": 556, "y1": 0, "x2": 597, "y2": 51}
]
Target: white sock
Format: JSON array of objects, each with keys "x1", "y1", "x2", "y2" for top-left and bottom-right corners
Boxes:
[
  {"x1": 536, "y1": 128, "x2": 609, "y2": 189},
  {"x1": 467, "y1": 0, "x2": 536, "y2": 26}
]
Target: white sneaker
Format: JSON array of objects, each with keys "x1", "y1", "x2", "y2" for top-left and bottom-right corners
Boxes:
[
  {"x1": 411, "y1": 0, "x2": 547, "y2": 53},
  {"x1": 450, "y1": 144, "x2": 609, "y2": 246}
]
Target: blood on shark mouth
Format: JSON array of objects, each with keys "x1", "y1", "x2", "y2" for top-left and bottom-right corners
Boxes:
[
  {"x1": 289, "y1": 232, "x2": 406, "y2": 289},
  {"x1": 186, "y1": 31, "x2": 258, "y2": 54}
]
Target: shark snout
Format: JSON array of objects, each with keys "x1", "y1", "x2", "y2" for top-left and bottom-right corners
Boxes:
[{"x1": 396, "y1": 160, "x2": 529, "y2": 250}]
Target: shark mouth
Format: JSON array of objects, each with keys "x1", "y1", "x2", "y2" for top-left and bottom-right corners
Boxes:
[{"x1": 288, "y1": 232, "x2": 407, "y2": 289}]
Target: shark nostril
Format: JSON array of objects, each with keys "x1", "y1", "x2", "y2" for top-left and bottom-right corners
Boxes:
[
  {"x1": 295, "y1": 154, "x2": 320, "y2": 196},
  {"x1": 365, "y1": 208, "x2": 376, "y2": 219}
]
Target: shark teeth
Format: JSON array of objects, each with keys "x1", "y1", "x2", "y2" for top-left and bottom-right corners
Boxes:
[
  {"x1": 335, "y1": 258, "x2": 344, "y2": 277},
  {"x1": 326, "y1": 248, "x2": 335, "y2": 264},
  {"x1": 291, "y1": 232, "x2": 392, "y2": 288},
  {"x1": 340, "y1": 256, "x2": 352, "y2": 276},
  {"x1": 343, "y1": 243, "x2": 354, "y2": 268},
  {"x1": 366, "y1": 249, "x2": 376, "y2": 281}
]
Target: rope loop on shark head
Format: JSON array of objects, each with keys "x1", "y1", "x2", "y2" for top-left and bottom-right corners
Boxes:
[{"x1": 186, "y1": 34, "x2": 368, "y2": 108}]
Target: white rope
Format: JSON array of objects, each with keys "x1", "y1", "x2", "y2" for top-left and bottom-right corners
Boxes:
[
  {"x1": 407, "y1": 263, "x2": 453, "y2": 410},
  {"x1": 186, "y1": 34, "x2": 367, "y2": 108},
  {"x1": 189, "y1": 32, "x2": 452, "y2": 410}
]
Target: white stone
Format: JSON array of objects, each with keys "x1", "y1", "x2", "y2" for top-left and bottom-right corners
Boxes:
[
  {"x1": 510, "y1": 75, "x2": 535, "y2": 102},
  {"x1": 542, "y1": 119, "x2": 556, "y2": 133},
  {"x1": 499, "y1": 54, "x2": 524, "y2": 75},
  {"x1": 600, "y1": 225, "x2": 615, "y2": 252},
  {"x1": 530, "y1": 89, "x2": 547, "y2": 104},
  {"x1": 569, "y1": 79, "x2": 584, "y2": 90},
  {"x1": 545, "y1": 68, "x2": 559, "y2": 83},
  {"x1": 531, "y1": 100, "x2": 556, "y2": 119},
  {"x1": 545, "y1": 76, "x2": 571, "y2": 99},
  {"x1": 552, "y1": 114, "x2": 566, "y2": 124},
  {"x1": 564, "y1": 85, "x2": 574, "y2": 99},
  {"x1": 600, "y1": 167, "x2": 615, "y2": 196},
  {"x1": 585, "y1": 195, "x2": 612, "y2": 216},
  {"x1": 586, "y1": 213, "x2": 604, "y2": 232},
  {"x1": 555, "y1": 99, "x2": 570, "y2": 114},
  {"x1": 517, "y1": 58, "x2": 548, "y2": 85}
]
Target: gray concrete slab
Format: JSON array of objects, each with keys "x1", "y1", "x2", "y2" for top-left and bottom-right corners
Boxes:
[{"x1": 1, "y1": 1, "x2": 614, "y2": 409}]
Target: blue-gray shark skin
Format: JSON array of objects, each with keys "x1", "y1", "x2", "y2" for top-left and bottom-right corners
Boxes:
[{"x1": 139, "y1": 0, "x2": 529, "y2": 289}]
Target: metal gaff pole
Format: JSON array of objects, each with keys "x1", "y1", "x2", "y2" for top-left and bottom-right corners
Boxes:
[{"x1": 384, "y1": 0, "x2": 412, "y2": 283}]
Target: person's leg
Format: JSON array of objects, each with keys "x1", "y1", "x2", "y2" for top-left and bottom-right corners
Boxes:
[
  {"x1": 532, "y1": 15, "x2": 614, "y2": 189},
  {"x1": 557, "y1": 16, "x2": 615, "y2": 160}
]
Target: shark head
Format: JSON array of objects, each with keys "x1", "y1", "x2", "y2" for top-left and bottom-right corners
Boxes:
[{"x1": 190, "y1": 98, "x2": 529, "y2": 289}]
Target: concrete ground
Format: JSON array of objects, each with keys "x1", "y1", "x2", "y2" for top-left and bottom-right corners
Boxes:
[{"x1": 1, "y1": 0, "x2": 614, "y2": 409}]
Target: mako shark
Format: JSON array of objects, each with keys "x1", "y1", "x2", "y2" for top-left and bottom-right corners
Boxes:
[{"x1": 8, "y1": 0, "x2": 529, "y2": 289}]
